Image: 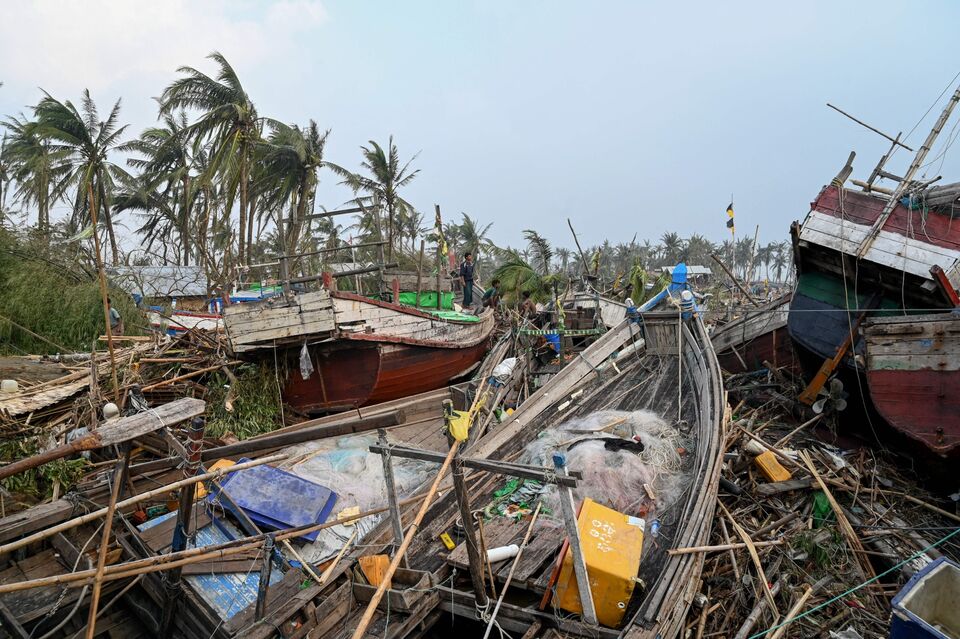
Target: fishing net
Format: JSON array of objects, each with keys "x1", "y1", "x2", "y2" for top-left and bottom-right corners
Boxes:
[
  {"x1": 277, "y1": 433, "x2": 434, "y2": 562},
  {"x1": 519, "y1": 409, "x2": 689, "y2": 520}
]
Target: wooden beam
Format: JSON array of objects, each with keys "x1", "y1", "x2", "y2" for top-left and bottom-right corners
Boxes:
[
  {"x1": 208, "y1": 411, "x2": 402, "y2": 459},
  {"x1": 0, "y1": 454, "x2": 286, "y2": 557},
  {"x1": 0, "y1": 398, "x2": 206, "y2": 481}
]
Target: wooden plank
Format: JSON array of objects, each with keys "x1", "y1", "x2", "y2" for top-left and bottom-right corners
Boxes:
[
  {"x1": 0, "y1": 500, "x2": 76, "y2": 545},
  {"x1": 800, "y1": 211, "x2": 960, "y2": 278}
]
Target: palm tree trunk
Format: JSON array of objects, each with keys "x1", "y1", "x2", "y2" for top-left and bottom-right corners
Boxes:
[
  {"x1": 387, "y1": 200, "x2": 395, "y2": 262},
  {"x1": 238, "y1": 152, "x2": 248, "y2": 265},
  {"x1": 181, "y1": 175, "x2": 191, "y2": 266},
  {"x1": 246, "y1": 193, "x2": 256, "y2": 257}
]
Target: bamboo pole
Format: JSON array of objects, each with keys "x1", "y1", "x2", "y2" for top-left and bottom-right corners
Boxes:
[
  {"x1": 801, "y1": 452, "x2": 877, "y2": 585},
  {"x1": 0, "y1": 312, "x2": 69, "y2": 353},
  {"x1": 0, "y1": 454, "x2": 286, "y2": 557},
  {"x1": 481, "y1": 502, "x2": 542, "y2": 639},
  {"x1": 0, "y1": 489, "x2": 430, "y2": 595},
  {"x1": 317, "y1": 529, "x2": 358, "y2": 586},
  {"x1": 87, "y1": 183, "x2": 119, "y2": 402},
  {"x1": 667, "y1": 539, "x2": 784, "y2": 555},
  {"x1": 719, "y1": 503, "x2": 777, "y2": 622},
  {"x1": 140, "y1": 363, "x2": 233, "y2": 392},
  {"x1": 768, "y1": 584, "x2": 814, "y2": 639},
  {"x1": 85, "y1": 450, "x2": 127, "y2": 638},
  {"x1": 710, "y1": 253, "x2": 760, "y2": 308},
  {"x1": 350, "y1": 441, "x2": 461, "y2": 639},
  {"x1": 415, "y1": 240, "x2": 425, "y2": 307}
]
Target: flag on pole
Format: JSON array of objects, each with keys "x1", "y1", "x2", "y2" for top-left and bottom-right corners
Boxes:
[{"x1": 726, "y1": 202, "x2": 735, "y2": 235}]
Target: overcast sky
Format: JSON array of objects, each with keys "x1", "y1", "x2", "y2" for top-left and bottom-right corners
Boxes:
[{"x1": 2, "y1": 0, "x2": 960, "y2": 251}]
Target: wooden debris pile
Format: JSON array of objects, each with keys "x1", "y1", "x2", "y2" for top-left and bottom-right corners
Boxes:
[
  {"x1": 678, "y1": 399, "x2": 960, "y2": 639},
  {"x1": 0, "y1": 328, "x2": 248, "y2": 505}
]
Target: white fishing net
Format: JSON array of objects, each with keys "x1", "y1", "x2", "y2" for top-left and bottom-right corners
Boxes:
[
  {"x1": 277, "y1": 432, "x2": 434, "y2": 562},
  {"x1": 520, "y1": 409, "x2": 688, "y2": 519}
]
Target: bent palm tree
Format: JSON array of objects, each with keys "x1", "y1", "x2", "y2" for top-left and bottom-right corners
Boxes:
[
  {"x1": 33, "y1": 90, "x2": 129, "y2": 263},
  {"x1": 2, "y1": 116, "x2": 71, "y2": 235},
  {"x1": 119, "y1": 110, "x2": 196, "y2": 264},
  {"x1": 256, "y1": 120, "x2": 329, "y2": 261},
  {"x1": 328, "y1": 136, "x2": 419, "y2": 262},
  {"x1": 160, "y1": 51, "x2": 261, "y2": 265}
]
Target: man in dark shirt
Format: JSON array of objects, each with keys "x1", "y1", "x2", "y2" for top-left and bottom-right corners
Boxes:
[
  {"x1": 481, "y1": 278, "x2": 501, "y2": 309},
  {"x1": 459, "y1": 252, "x2": 476, "y2": 307}
]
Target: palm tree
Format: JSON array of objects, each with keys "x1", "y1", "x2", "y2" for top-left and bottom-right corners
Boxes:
[
  {"x1": 659, "y1": 231, "x2": 684, "y2": 266},
  {"x1": 328, "y1": 136, "x2": 419, "y2": 262},
  {"x1": 556, "y1": 247, "x2": 572, "y2": 274},
  {"x1": 457, "y1": 212, "x2": 494, "y2": 276},
  {"x1": 772, "y1": 241, "x2": 790, "y2": 282},
  {"x1": 2, "y1": 116, "x2": 70, "y2": 235},
  {"x1": 118, "y1": 110, "x2": 196, "y2": 264},
  {"x1": 33, "y1": 90, "x2": 130, "y2": 263},
  {"x1": 160, "y1": 52, "x2": 261, "y2": 265},
  {"x1": 492, "y1": 230, "x2": 564, "y2": 304},
  {"x1": 256, "y1": 120, "x2": 329, "y2": 261}
]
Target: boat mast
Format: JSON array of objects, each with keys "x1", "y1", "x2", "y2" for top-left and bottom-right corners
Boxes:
[{"x1": 856, "y1": 84, "x2": 960, "y2": 258}]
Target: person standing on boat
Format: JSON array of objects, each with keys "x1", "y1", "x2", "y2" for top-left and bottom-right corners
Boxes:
[{"x1": 459, "y1": 252, "x2": 476, "y2": 307}]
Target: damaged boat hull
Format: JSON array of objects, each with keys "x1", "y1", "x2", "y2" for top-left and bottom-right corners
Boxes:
[
  {"x1": 224, "y1": 289, "x2": 495, "y2": 414},
  {"x1": 864, "y1": 313, "x2": 960, "y2": 456},
  {"x1": 712, "y1": 293, "x2": 797, "y2": 374},
  {"x1": 284, "y1": 338, "x2": 491, "y2": 413}
]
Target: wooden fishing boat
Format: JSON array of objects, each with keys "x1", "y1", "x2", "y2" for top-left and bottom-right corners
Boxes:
[
  {"x1": 336, "y1": 305, "x2": 726, "y2": 638},
  {"x1": 788, "y1": 87, "x2": 960, "y2": 456},
  {"x1": 711, "y1": 293, "x2": 797, "y2": 374},
  {"x1": 863, "y1": 313, "x2": 960, "y2": 456},
  {"x1": 223, "y1": 290, "x2": 495, "y2": 413}
]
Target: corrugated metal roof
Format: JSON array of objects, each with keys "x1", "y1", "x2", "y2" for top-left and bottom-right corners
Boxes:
[
  {"x1": 107, "y1": 265, "x2": 208, "y2": 298},
  {"x1": 139, "y1": 510, "x2": 284, "y2": 620},
  {"x1": 660, "y1": 265, "x2": 712, "y2": 275}
]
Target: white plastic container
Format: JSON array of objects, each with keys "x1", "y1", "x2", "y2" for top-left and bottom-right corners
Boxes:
[
  {"x1": 0, "y1": 379, "x2": 18, "y2": 394},
  {"x1": 486, "y1": 544, "x2": 520, "y2": 563}
]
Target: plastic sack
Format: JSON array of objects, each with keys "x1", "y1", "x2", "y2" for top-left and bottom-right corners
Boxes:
[
  {"x1": 492, "y1": 357, "x2": 518, "y2": 382},
  {"x1": 299, "y1": 342, "x2": 315, "y2": 380}
]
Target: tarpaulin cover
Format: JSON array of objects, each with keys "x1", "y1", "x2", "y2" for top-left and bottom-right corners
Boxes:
[{"x1": 211, "y1": 458, "x2": 338, "y2": 542}]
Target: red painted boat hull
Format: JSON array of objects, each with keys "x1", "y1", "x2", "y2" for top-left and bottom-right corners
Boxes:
[
  {"x1": 284, "y1": 338, "x2": 490, "y2": 414},
  {"x1": 866, "y1": 368, "x2": 960, "y2": 456}
]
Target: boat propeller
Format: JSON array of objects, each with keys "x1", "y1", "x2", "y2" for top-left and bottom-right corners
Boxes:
[{"x1": 812, "y1": 377, "x2": 848, "y2": 415}]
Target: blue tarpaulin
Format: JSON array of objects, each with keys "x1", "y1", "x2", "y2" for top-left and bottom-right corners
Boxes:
[{"x1": 211, "y1": 459, "x2": 338, "y2": 542}]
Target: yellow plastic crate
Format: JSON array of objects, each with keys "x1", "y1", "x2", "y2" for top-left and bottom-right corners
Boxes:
[
  {"x1": 552, "y1": 498, "x2": 645, "y2": 627},
  {"x1": 754, "y1": 450, "x2": 792, "y2": 482}
]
